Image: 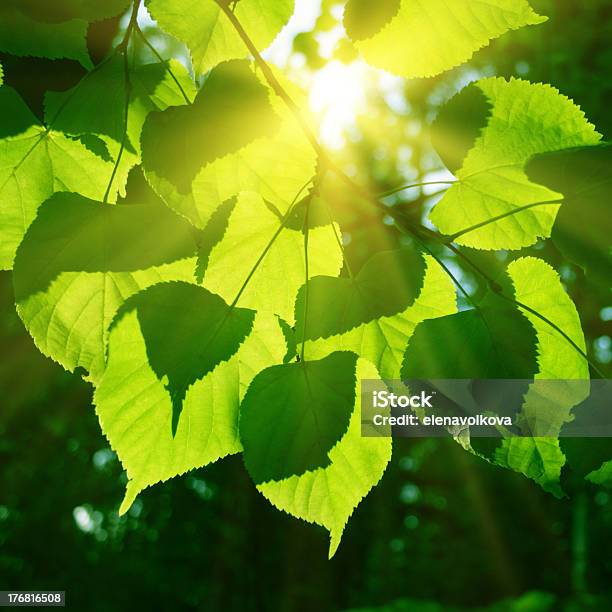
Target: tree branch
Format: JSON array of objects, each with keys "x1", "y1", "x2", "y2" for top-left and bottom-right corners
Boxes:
[{"x1": 216, "y1": 1, "x2": 599, "y2": 376}]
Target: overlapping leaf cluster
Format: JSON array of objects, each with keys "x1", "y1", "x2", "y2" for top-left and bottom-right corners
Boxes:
[{"x1": 1, "y1": 0, "x2": 609, "y2": 555}]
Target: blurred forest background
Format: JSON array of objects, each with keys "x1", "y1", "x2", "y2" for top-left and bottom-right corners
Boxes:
[{"x1": 1, "y1": 0, "x2": 611, "y2": 610}]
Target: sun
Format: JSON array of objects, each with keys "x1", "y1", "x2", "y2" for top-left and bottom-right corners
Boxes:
[{"x1": 308, "y1": 59, "x2": 371, "y2": 149}]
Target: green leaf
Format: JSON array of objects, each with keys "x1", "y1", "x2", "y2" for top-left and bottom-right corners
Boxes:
[
  {"x1": 143, "y1": 59, "x2": 278, "y2": 194},
  {"x1": 0, "y1": 87, "x2": 40, "y2": 138},
  {"x1": 94, "y1": 307, "x2": 286, "y2": 514},
  {"x1": 481, "y1": 257, "x2": 589, "y2": 496},
  {"x1": 258, "y1": 358, "x2": 392, "y2": 558},
  {"x1": 120, "y1": 282, "x2": 256, "y2": 434},
  {"x1": 0, "y1": 87, "x2": 123, "y2": 269},
  {"x1": 508, "y1": 257, "x2": 588, "y2": 382},
  {"x1": 345, "y1": 0, "x2": 546, "y2": 78},
  {"x1": 490, "y1": 438, "x2": 566, "y2": 497},
  {"x1": 200, "y1": 192, "x2": 342, "y2": 323},
  {"x1": 6, "y1": 0, "x2": 131, "y2": 23},
  {"x1": 305, "y1": 256, "x2": 457, "y2": 379},
  {"x1": 402, "y1": 305, "x2": 538, "y2": 379},
  {"x1": 295, "y1": 248, "x2": 426, "y2": 342},
  {"x1": 343, "y1": 0, "x2": 400, "y2": 41},
  {"x1": 146, "y1": 0, "x2": 294, "y2": 75},
  {"x1": 240, "y1": 351, "x2": 358, "y2": 483},
  {"x1": 430, "y1": 84, "x2": 492, "y2": 175},
  {"x1": 13, "y1": 193, "x2": 198, "y2": 381},
  {"x1": 141, "y1": 60, "x2": 278, "y2": 222},
  {"x1": 587, "y1": 460, "x2": 612, "y2": 487},
  {"x1": 430, "y1": 78, "x2": 601, "y2": 249},
  {"x1": 190, "y1": 94, "x2": 317, "y2": 220},
  {"x1": 526, "y1": 144, "x2": 612, "y2": 284},
  {"x1": 46, "y1": 57, "x2": 196, "y2": 151},
  {"x1": 45, "y1": 57, "x2": 196, "y2": 198},
  {"x1": 0, "y1": 6, "x2": 91, "y2": 68},
  {"x1": 142, "y1": 60, "x2": 315, "y2": 228}
]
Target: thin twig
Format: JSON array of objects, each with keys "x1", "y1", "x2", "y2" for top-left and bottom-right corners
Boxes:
[
  {"x1": 300, "y1": 198, "x2": 311, "y2": 362},
  {"x1": 102, "y1": 0, "x2": 141, "y2": 203},
  {"x1": 197, "y1": 179, "x2": 314, "y2": 361},
  {"x1": 135, "y1": 25, "x2": 193, "y2": 104},
  {"x1": 445, "y1": 199, "x2": 563, "y2": 243},
  {"x1": 216, "y1": 0, "x2": 324, "y2": 158},
  {"x1": 378, "y1": 180, "x2": 455, "y2": 198}
]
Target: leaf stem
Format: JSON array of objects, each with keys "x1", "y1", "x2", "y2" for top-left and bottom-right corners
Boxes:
[
  {"x1": 103, "y1": 49, "x2": 131, "y2": 203},
  {"x1": 444, "y1": 243, "x2": 604, "y2": 377},
  {"x1": 322, "y1": 199, "x2": 355, "y2": 280},
  {"x1": 216, "y1": 0, "x2": 324, "y2": 159},
  {"x1": 378, "y1": 180, "x2": 455, "y2": 198},
  {"x1": 300, "y1": 198, "x2": 311, "y2": 362},
  {"x1": 102, "y1": 0, "x2": 141, "y2": 203},
  {"x1": 134, "y1": 25, "x2": 193, "y2": 104},
  {"x1": 444, "y1": 199, "x2": 563, "y2": 243},
  {"x1": 198, "y1": 179, "x2": 314, "y2": 361}
]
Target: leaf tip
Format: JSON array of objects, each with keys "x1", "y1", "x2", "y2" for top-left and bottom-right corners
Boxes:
[{"x1": 118, "y1": 481, "x2": 140, "y2": 516}]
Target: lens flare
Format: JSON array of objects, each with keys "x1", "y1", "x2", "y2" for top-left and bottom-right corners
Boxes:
[{"x1": 309, "y1": 60, "x2": 370, "y2": 149}]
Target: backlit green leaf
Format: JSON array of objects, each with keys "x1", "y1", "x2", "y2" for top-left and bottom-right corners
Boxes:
[
  {"x1": 526, "y1": 144, "x2": 612, "y2": 284},
  {"x1": 304, "y1": 256, "x2": 457, "y2": 379},
  {"x1": 201, "y1": 192, "x2": 342, "y2": 323},
  {"x1": 119, "y1": 282, "x2": 256, "y2": 433},
  {"x1": 95, "y1": 307, "x2": 286, "y2": 514},
  {"x1": 0, "y1": 87, "x2": 123, "y2": 269},
  {"x1": 258, "y1": 358, "x2": 392, "y2": 558},
  {"x1": 13, "y1": 193, "x2": 198, "y2": 381},
  {"x1": 46, "y1": 57, "x2": 195, "y2": 153},
  {"x1": 142, "y1": 60, "x2": 316, "y2": 227},
  {"x1": 480, "y1": 257, "x2": 589, "y2": 496},
  {"x1": 346, "y1": 0, "x2": 546, "y2": 78},
  {"x1": 296, "y1": 248, "x2": 426, "y2": 342},
  {"x1": 146, "y1": 0, "x2": 294, "y2": 75},
  {"x1": 46, "y1": 57, "x2": 196, "y2": 200},
  {"x1": 430, "y1": 78, "x2": 601, "y2": 249},
  {"x1": 402, "y1": 304, "x2": 538, "y2": 380}
]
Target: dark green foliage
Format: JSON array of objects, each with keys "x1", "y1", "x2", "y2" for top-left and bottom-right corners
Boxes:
[
  {"x1": 126, "y1": 282, "x2": 255, "y2": 434},
  {"x1": 13, "y1": 192, "x2": 197, "y2": 299},
  {"x1": 431, "y1": 84, "x2": 492, "y2": 174},
  {"x1": 141, "y1": 60, "x2": 279, "y2": 193},
  {"x1": 240, "y1": 351, "x2": 358, "y2": 483},
  {"x1": 402, "y1": 307, "x2": 538, "y2": 380},
  {"x1": 6, "y1": 0, "x2": 130, "y2": 23},
  {"x1": 295, "y1": 249, "x2": 426, "y2": 341},
  {"x1": 0, "y1": 86, "x2": 38, "y2": 137},
  {"x1": 527, "y1": 144, "x2": 612, "y2": 284}
]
